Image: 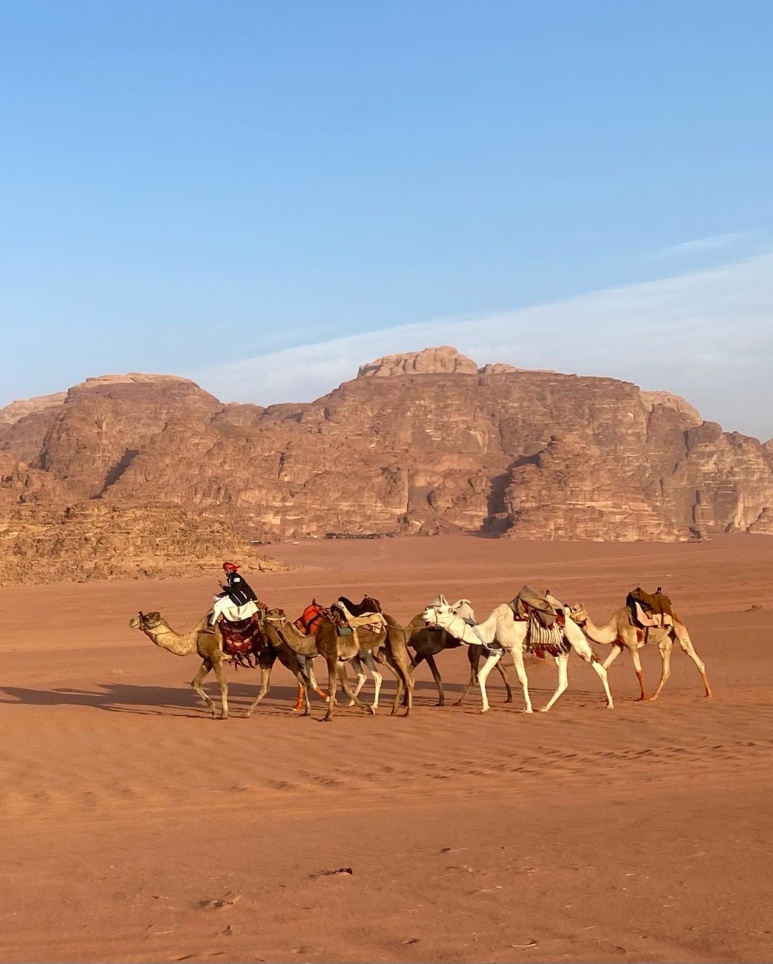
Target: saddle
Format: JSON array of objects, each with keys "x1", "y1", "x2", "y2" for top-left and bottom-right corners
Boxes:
[
  {"x1": 626, "y1": 587, "x2": 674, "y2": 629},
  {"x1": 217, "y1": 614, "x2": 263, "y2": 667},
  {"x1": 509, "y1": 586, "x2": 564, "y2": 629},
  {"x1": 293, "y1": 600, "x2": 326, "y2": 636},
  {"x1": 330, "y1": 595, "x2": 386, "y2": 634},
  {"x1": 337, "y1": 595, "x2": 382, "y2": 618}
]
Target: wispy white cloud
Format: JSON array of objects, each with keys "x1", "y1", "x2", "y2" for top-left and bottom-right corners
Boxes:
[
  {"x1": 191, "y1": 252, "x2": 773, "y2": 441},
  {"x1": 652, "y1": 232, "x2": 748, "y2": 259}
]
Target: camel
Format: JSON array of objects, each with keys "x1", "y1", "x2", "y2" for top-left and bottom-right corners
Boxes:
[
  {"x1": 255, "y1": 609, "x2": 414, "y2": 721},
  {"x1": 568, "y1": 603, "x2": 712, "y2": 701},
  {"x1": 422, "y1": 596, "x2": 614, "y2": 713},
  {"x1": 129, "y1": 611, "x2": 313, "y2": 719},
  {"x1": 405, "y1": 599, "x2": 514, "y2": 706}
]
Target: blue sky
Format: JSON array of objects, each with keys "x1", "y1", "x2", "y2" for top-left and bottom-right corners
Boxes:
[{"x1": 1, "y1": 1, "x2": 772, "y2": 436}]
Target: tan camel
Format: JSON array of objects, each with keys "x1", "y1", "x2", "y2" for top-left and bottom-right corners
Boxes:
[
  {"x1": 255, "y1": 609, "x2": 414, "y2": 722},
  {"x1": 405, "y1": 600, "x2": 514, "y2": 707},
  {"x1": 129, "y1": 611, "x2": 313, "y2": 719},
  {"x1": 568, "y1": 604, "x2": 712, "y2": 701}
]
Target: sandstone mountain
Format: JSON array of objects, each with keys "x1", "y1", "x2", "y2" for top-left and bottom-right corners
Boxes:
[{"x1": 2, "y1": 346, "x2": 772, "y2": 584}]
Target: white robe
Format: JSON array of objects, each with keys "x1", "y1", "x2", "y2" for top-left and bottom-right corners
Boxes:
[{"x1": 211, "y1": 596, "x2": 259, "y2": 623}]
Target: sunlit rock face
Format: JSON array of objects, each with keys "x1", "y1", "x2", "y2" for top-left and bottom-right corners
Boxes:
[{"x1": 1, "y1": 347, "x2": 772, "y2": 560}]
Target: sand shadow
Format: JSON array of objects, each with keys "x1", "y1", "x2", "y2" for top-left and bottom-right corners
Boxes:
[{"x1": 0, "y1": 681, "x2": 307, "y2": 717}]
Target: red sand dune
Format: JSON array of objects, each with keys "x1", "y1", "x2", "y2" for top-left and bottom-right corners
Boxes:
[{"x1": 1, "y1": 534, "x2": 771, "y2": 963}]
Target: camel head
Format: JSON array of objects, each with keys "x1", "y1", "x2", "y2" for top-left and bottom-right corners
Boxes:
[
  {"x1": 450, "y1": 598, "x2": 475, "y2": 623},
  {"x1": 422, "y1": 598, "x2": 453, "y2": 628},
  {"x1": 129, "y1": 611, "x2": 165, "y2": 633},
  {"x1": 568, "y1": 603, "x2": 588, "y2": 626}
]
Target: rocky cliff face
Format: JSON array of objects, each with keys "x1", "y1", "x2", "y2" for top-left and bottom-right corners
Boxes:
[
  {"x1": 1, "y1": 347, "x2": 772, "y2": 578},
  {"x1": 0, "y1": 502, "x2": 283, "y2": 585}
]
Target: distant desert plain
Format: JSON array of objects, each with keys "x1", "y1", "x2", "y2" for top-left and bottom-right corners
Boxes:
[{"x1": 1, "y1": 532, "x2": 772, "y2": 963}]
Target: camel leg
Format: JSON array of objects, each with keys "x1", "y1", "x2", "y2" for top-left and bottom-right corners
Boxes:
[
  {"x1": 541, "y1": 653, "x2": 569, "y2": 712},
  {"x1": 412, "y1": 652, "x2": 445, "y2": 706},
  {"x1": 589, "y1": 656, "x2": 614, "y2": 708},
  {"x1": 511, "y1": 648, "x2": 533, "y2": 713},
  {"x1": 654, "y1": 625, "x2": 712, "y2": 700},
  {"x1": 348, "y1": 659, "x2": 367, "y2": 706},
  {"x1": 631, "y1": 647, "x2": 648, "y2": 701},
  {"x1": 425, "y1": 654, "x2": 445, "y2": 706},
  {"x1": 190, "y1": 659, "x2": 218, "y2": 718},
  {"x1": 454, "y1": 648, "x2": 481, "y2": 706},
  {"x1": 322, "y1": 655, "x2": 338, "y2": 721},
  {"x1": 362, "y1": 652, "x2": 384, "y2": 709},
  {"x1": 338, "y1": 663, "x2": 375, "y2": 715},
  {"x1": 243, "y1": 664, "x2": 272, "y2": 717},
  {"x1": 567, "y1": 634, "x2": 614, "y2": 709},
  {"x1": 307, "y1": 664, "x2": 328, "y2": 701},
  {"x1": 294, "y1": 684, "x2": 306, "y2": 712},
  {"x1": 382, "y1": 648, "x2": 413, "y2": 717},
  {"x1": 494, "y1": 658, "x2": 514, "y2": 703},
  {"x1": 386, "y1": 655, "x2": 405, "y2": 714},
  {"x1": 602, "y1": 644, "x2": 624, "y2": 671},
  {"x1": 211, "y1": 656, "x2": 229, "y2": 720},
  {"x1": 477, "y1": 650, "x2": 503, "y2": 713},
  {"x1": 648, "y1": 636, "x2": 673, "y2": 702}
]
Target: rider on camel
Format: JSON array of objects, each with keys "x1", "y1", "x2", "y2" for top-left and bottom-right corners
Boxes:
[{"x1": 210, "y1": 562, "x2": 259, "y2": 624}]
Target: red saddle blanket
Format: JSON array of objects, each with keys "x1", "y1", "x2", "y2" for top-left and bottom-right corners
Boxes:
[
  {"x1": 294, "y1": 601, "x2": 326, "y2": 636},
  {"x1": 219, "y1": 615, "x2": 262, "y2": 657}
]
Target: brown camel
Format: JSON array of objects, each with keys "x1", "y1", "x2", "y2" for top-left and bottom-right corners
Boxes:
[
  {"x1": 129, "y1": 611, "x2": 313, "y2": 719},
  {"x1": 568, "y1": 604, "x2": 712, "y2": 701},
  {"x1": 255, "y1": 609, "x2": 414, "y2": 721},
  {"x1": 405, "y1": 599, "x2": 514, "y2": 707}
]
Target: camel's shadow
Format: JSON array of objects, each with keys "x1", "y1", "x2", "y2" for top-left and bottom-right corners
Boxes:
[{"x1": 0, "y1": 681, "x2": 307, "y2": 717}]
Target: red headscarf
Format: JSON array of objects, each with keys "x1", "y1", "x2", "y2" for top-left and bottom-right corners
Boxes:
[{"x1": 222, "y1": 561, "x2": 240, "y2": 572}]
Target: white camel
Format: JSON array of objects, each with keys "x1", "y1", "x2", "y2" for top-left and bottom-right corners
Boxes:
[
  {"x1": 568, "y1": 603, "x2": 712, "y2": 701},
  {"x1": 422, "y1": 596, "x2": 614, "y2": 713}
]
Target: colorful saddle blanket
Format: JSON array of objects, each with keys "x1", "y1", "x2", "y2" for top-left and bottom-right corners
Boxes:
[
  {"x1": 218, "y1": 614, "x2": 263, "y2": 665},
  {"x1": 294, "y1": 600, "x2": 326, "y2": 636}
]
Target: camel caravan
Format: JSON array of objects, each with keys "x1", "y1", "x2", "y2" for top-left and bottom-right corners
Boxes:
[{"x1": 130, "y1": 563, "x2": 713, "y2": 721}]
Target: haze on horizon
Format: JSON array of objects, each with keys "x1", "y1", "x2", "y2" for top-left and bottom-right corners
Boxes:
[{"x1": 1, "y1": 1, "x2": 772, "y2": 437}]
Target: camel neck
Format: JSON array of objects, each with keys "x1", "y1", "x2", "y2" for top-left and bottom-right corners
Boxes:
[{"x1": 148, "y1": 624, "x2": 196, "y2": 657}]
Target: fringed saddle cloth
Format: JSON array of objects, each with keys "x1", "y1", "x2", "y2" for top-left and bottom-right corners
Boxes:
[
  {"x1": 218, "y1": 615, "x2": 263, "y2": 668},
  {"x1": 526, "y1": 615, "x2": 568, "y2": 659}
]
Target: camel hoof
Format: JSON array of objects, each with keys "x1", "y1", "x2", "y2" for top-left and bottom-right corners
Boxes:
[
  {"x1": 606, "y1": 702, "x2": 615, "y2": 710},
  {"x1": 347, "y1": 700, "x2": 356, "y2": 707},
  {"x1": 539, "y1": 707, "x2": 550, "y2": 713},
  {"x1": 479, "y1": 707, "x2": 490, "y2": 714},
  {"x1": 367, "y1": 705, "x2": 376, "y2": 716},
  {"x1": 520, "y1": 709, "x2": 534, "y2": 714}
]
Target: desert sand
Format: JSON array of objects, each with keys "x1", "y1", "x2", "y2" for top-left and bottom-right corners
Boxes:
[{"x1": 1, "y1": 534, "x2": 772, "y2": 963}]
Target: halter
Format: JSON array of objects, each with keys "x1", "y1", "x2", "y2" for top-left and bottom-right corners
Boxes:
[
  {"x1": 424, "y1": 607, "x2": 497, "y2": 651},
  {"x1": 569, "y1": 605, "x2": 588, "y2": 626}
]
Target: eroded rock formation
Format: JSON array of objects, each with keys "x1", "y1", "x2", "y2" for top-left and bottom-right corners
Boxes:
[
  {"x1": 0, "y1": 502, "x2": 283, "y2": 585},
  {"x1": 1, "y1": 346, "x2": 772, "y2": 582}
]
